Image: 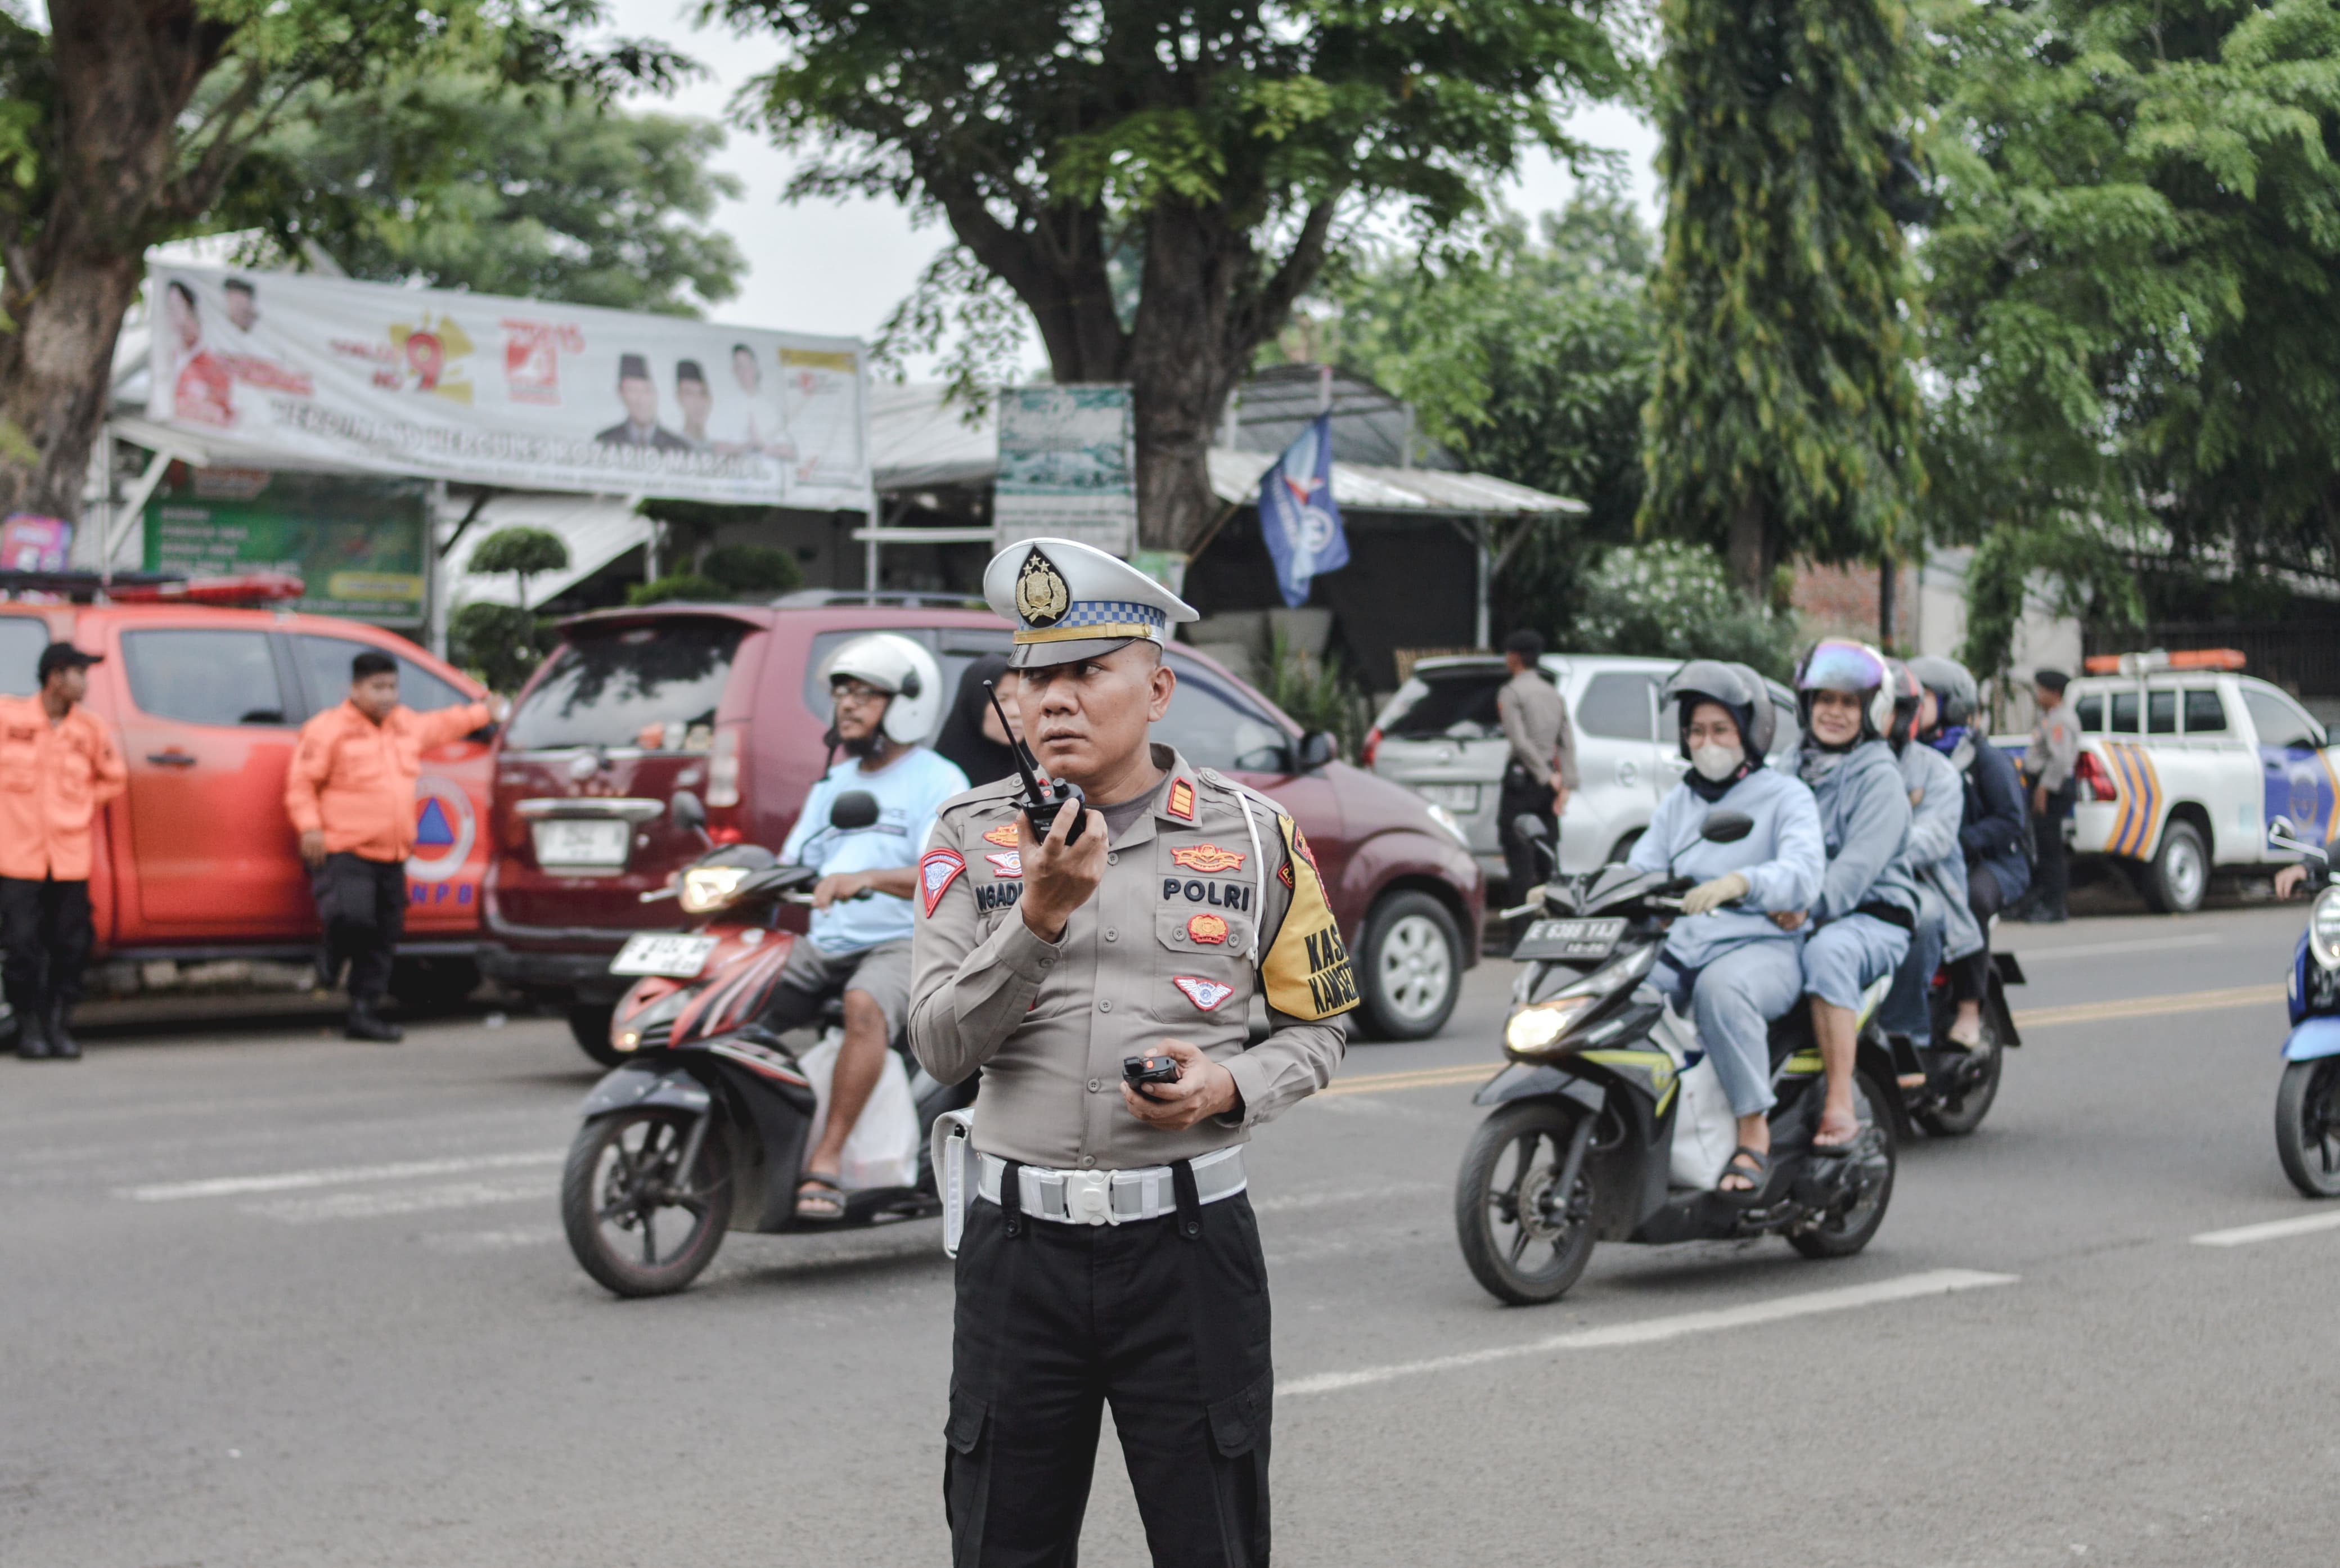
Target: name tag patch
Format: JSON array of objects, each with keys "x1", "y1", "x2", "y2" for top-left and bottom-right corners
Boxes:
[
  {"x1": 1173, "y1": 976, "x2": 1236, "y2": 1012},
  {"x1": 985, "y1": 850, "x2": 1023, "y2": 878},
  {"x1": 920, "y1": 849, "x2": 965, "y2": 915},
  {"x1": 1169, "y1": 842, "x2": 1244, "y2": 873},
  {"x1": 1163, "y1": 877, "x2": 1253, "y2": 911},
  {"x1": 977, "y1": 882, "x2": 1023, "y2": 913}
]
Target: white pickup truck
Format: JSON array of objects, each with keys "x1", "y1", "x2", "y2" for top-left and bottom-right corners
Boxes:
[{"x1": 2027, "y1": 653, "x2": 2337, "y2": 913}]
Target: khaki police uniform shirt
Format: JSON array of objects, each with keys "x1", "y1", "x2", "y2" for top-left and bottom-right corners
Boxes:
[
  {"x1": 909, "y1": 745, "x2": 1356, "y2": 1169},
  {"x1": 1496, "y1": 669, "x2": 1579, "y2": 791},
  {"x1": 2027, "y1": 704, "x2": 2080, "y2": 792}
]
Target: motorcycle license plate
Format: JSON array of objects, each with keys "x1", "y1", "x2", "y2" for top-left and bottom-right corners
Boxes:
[
  {"x1": 610, "y1": 932, "x2": 720, "y2": 978},
  {"x1": 533, "y1": 817, "x2": 630, "y2": 869},
  {"x1": 1514, "y1": 917, "x2": 1627, "y2": 961}
]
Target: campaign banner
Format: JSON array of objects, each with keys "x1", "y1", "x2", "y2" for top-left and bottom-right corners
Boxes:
[
  {"x1": 992, "y1": 384, "x2": 1136, "y2": 555},
  {"x1": 147, "y1": 266, "x2": 870, "y2": 510}
]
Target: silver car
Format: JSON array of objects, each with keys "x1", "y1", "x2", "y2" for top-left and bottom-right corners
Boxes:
[{"x1": 1366, "y1": 654, "x2": 1800, "y2": 893}]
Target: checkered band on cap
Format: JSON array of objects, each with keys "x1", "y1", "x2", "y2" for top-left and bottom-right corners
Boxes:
[{"x1": 1014, "y1": 599, "x2": 1168, "y2": 645}]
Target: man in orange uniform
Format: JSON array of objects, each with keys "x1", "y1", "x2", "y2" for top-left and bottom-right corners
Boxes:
[
  {"x1": 285, "y1": 649, "x2": 499, "y2": 1042},
  {"x1": 1, "y1": 643, "x2": 127, "y2": 1061}
]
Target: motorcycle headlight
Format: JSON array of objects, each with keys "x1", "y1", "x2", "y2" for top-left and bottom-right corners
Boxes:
[
  {"x1": 2312, "y1": 887, "x2": 2340, "y2": 970},
  {"x1": 1425, "y1": 803, "x2": 1471, "y2": 847},
  {"x1": 680, "y1": 864, "x2": 750, "y2": 913},
  {"x1": 1505, "y1": 995, "x2": 1600, "y2": 1058}
]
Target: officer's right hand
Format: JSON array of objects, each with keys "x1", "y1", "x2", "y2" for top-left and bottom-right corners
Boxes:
[
  {"x1": 1019, "y1": 804, "x2": 1106, "y2": 942},
  {"x1": 299, "y1": 829, "x2": 327, "y2": 868}
]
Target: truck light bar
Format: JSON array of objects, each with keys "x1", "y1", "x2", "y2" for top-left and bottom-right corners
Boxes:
[{"x1": 2081, "y1": 647, "x2": 2247, "y2": 676}]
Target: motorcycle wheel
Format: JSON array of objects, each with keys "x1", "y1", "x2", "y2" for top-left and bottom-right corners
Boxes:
[
  {"x1": 1789, "y1": 1070, "x2": 1897, "y2": 1260},
  {"x1": 1918, "y1": 1009, "x2": 2005, "y2": 1138},
  {"x1": 2275, "y1": 1059, "x2": 2340, "y2": 1198},
  {"x1": 1454, "y1": 1101, "x2": 1598, "y2": 1306},
  {"x1": 561, "y1": 1108, "x2": 732, "y2": 1297}
]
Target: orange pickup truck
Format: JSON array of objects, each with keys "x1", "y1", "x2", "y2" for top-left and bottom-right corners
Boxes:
[{"x1": 0, "y1": 600, "x2": 495, "y2": 1008}]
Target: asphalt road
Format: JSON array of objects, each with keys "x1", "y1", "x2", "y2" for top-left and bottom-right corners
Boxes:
[{"x1": 3, "y1": 900, "x2": 2334, "y2": 1567}]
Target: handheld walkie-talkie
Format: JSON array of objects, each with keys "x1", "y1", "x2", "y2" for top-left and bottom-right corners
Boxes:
[{"x1": 986, "y1": 680, "x2": 1086, "y2": 845}]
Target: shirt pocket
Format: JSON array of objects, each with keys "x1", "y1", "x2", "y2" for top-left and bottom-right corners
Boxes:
[{"x1": 1152, "y1": 904, "x2": 1253, "y2": 1037}]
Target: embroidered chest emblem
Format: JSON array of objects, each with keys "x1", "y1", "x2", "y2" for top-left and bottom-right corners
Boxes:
[
  {"x1": 919, "y1": 848, "x2": 965, "y2": 914},
  {"x1": 984, "y1": 850, "x2": 1023, "y2": 878},
  {"x1": 1166, "y1": 778, "x2": 1195, "y2": 821},
  {"x1": 1173, "y1": 976, "x2": 1236, "y2": 1012},
  {"x1": 982, "y1": 822, "x2": 1020, "y2": 848},
  {"x1": 1187, "y1": 912, "x2": 1229, "y2": 945},
  {"x1": 1169, "y1": 842, "x2": 1244, "y2": 874}
]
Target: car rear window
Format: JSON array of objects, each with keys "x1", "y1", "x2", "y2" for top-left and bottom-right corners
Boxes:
[
  {"x1": 1155, "y1": 657, "x2": 1292, "y2": 773},
  {"x1": 1378, "y1": 671, "x2": 1503, "y2": 740},
  {"x1": 2183, "y1": 688, "x2": 2226, "y2": 733},
  {"x1": 2075, "y1": 694, "x2": 2102, "y2": 732},
  {"x1": 291, "y1": 634, "x2": 470, "y2": 720},
  {"x1": 800, "y1": 627, "x2": 1014, "y2": 747},
  {"x1": 1576, "y1": 671, "x2": 1656, "y2": 741},
  {"x1": 506, "y1": 620, "x2": 748, "y2": 753},
  {"x1": 2148, "y1": 690, "x2": 2177, "y2": 734},
  {"x1": 2107, "y1": 690, "x2": 2140, "y2": 733},
  {"x1": 0, "y1": 616, "x2": 50, "y2": 696}
]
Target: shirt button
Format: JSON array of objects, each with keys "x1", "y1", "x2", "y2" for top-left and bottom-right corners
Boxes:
[
  {"x1": 1087, "y1": 1078, "x2": 1102, "y2": 1092},
  {"x1": 1040, "y1": 956, "x2": 1054, "y2": 968},
  {"x1": 1079, "y1": 1155, "x2": 1096, "y2": 1169},
  {"x1": 1098, "y1": 999, "x2": 1113, "y2": 1012},
  {"x1": 1106, "y1": 852, "x2": 1119, "y2": 866},
  {"x1": 1105, "y1": 928, "x2": 1118, "y2": 942}
]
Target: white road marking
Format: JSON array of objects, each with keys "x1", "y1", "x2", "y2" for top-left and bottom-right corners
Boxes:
[
  {"x1": 422, "y1": 1227, "x2": 562, "y2": 1252},
  {"x1": 120, "y1": 1150, "x2": 563, "y2": 1202},
  {"x1": 1251, "y1": 1181, "x2": 1439, "y2": 1214},
  {"x1": 1280, "y1": 1268, "x2": 2018, "y2": 1398},
  {"x1": 242, "y1": 1178, "x2": 552, "y2": 1224},
  {"x1": 2011, "y1": 932, "x2": 2221, "y2": 962},
  {"x1": 2189, "y1": 1211, "x2": 2340, "y2": 1247}
]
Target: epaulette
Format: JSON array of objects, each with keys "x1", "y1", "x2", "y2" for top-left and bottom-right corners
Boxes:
[
  {"x1": 1195, "y1": 767, "x2": 1289, "y2": 819},
  {"x1": 935, "y1": 776, "x2": 1025, "y2": 817}
]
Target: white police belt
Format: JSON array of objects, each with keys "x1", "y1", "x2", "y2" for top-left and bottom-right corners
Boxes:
[{"x1": 976, "y1": 1147, "x2": 1246, "y2": 1227}]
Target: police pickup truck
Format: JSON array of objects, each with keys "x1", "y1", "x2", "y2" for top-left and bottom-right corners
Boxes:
[{"x1": 2046, "y1": 650, "x2": 2336, "y2": 913}]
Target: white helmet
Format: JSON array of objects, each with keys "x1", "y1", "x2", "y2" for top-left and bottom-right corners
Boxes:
[{"x1": 820, "y1": 633, "x2": 942, "y2": 746}]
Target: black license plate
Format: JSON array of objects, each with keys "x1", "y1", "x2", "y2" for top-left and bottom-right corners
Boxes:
[{"x1": 1514, "y1": 917, "x2": 1627, "y2": 961}]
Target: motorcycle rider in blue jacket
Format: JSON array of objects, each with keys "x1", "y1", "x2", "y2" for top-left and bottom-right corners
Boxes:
[
  {"x1": 1909, "y1": 656, "x2": 2030, "y2": 1051},
  {"x1": 1628, "y1": 662, "x2": 1825, "y2": 1196},
  {"x1": 1786, "y1": 641, "x2": 1920, "y2": 1151},
  {"x1": 1879, "y1": 659, "x2": 1985, "y2": 1083}
]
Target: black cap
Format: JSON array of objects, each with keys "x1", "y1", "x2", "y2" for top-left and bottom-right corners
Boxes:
[
  {"x1": 2033, "y1": 668, "x2": 2071, "y2": 694},
  {"x1": 617, "y1": 352, "x2": 651, "y2": 382},
  {"x1": 37, "y1": 643, "x2": 101, "y2": 681},
  {"x1": 675, "y1": 358, "x2": 706, "y2": 386}
]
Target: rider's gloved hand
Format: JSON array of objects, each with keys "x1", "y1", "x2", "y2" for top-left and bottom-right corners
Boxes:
[{"x1": 1681, "y1": 871, "x2": 1750, "y2": 915}]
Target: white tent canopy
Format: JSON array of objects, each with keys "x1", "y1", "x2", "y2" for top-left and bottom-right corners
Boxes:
[{"x1": 441, "y1": 491, "x2": 650, "y2": 610}]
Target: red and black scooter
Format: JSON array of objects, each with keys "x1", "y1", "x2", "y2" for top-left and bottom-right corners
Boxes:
[{"x1": 559, "y1": 789, "x2": 975, "y2": 1297}]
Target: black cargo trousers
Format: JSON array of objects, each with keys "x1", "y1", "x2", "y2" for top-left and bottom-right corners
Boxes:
[
  {"x1": 310, "y1": 851, "x2": 406, "y2": 1004},
  {"x1": 945, "y1": 1163, "x2": 1274, "y2": 1568}
]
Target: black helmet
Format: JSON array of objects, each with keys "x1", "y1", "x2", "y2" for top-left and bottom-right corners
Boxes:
[
  {"x1": 1663, "y1": 659, "x2": 1769, "y2": 759},
  {"x1": 1907, "y1": 655, "x2": 1978, "y2": 729}
]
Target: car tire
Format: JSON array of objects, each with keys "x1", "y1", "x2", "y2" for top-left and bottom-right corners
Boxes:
[
  {"x1": 568, "y1": 1002, "x2": 624, "y2": 1066},
  {"x1": 2141, "y1": 819, "x2": 2209, "y2": 914},
  {"x1": 1356, "y1": 890, "x2": 1462, "y2": 1042},
  {"x1": 388, "y1": 957, "x2": 481, "y2": 1016}
]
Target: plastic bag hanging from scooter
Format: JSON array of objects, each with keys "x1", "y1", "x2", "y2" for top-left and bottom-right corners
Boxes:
[{"x1": 796, "y1": 1030, "x2": 921, "y2": 1192}]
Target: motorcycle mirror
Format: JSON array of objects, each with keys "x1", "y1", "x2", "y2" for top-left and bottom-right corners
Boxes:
[
  {"x1": 1511, "y1": 814, "x2": 1550, "y2": 844},
  {"x1": 830, "y1": 789, "x2": 880, "y2": 831},
  {"x1": 2271, "y1": 815, "x2": 2300, "y2": 842},
  {"x1": 1700, "y1": 809, "x2": 1755, "y2": 844},
  {"x1": 669, "y1": 790, "x2": 708, "y2": 835}
]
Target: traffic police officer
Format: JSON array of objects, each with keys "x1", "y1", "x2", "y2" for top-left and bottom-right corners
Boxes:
[{"x1": 911, "y1": 538, "x2": 1357, "y2": 1566}]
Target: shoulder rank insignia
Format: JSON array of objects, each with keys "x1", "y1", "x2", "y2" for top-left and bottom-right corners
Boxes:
[
  {"x1": 1173, "y1": 976, "x2": 1236, "y2": 1012},
  {"x1": 982, "y1": 822, "x2": 1021, "y2": 848},
  {"x1": 1169, "y1": 842, "x2": 1243, "y2": 873},
  {"x1": 1166, "y1": 777, "x2": 1196, "y2": 821},
  {"x1": 919, "y1": 848, "x2": 965, "y2": 915}
]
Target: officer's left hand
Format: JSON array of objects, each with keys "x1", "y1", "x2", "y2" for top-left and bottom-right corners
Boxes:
[{"x1": 1120, "y1": 1038, "x2": 1238, "y2": 1130}]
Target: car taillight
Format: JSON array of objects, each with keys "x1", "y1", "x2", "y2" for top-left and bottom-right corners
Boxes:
[
  {"x1": 708, "y1": 726, "x2": 742, "y2": 808},
  {"x1": 1361, "y1": 727, "x2": 1382, "y2": 769},
  {"x1": 2076, "y1": 750, "x2": 2118, "y2": 804},
  {"x1": 709, "y1": 826, "x2": 744, "y2": 845}
]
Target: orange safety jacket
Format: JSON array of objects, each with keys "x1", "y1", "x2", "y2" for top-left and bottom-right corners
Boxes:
[
  {"x1": 285, "y1": 699, "x2": 491, "y2": 864},
  {"x1": 0, "y1": 696, "x2": 128, "y2": 882}
]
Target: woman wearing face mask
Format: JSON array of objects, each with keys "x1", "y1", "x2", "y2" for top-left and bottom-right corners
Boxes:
[{"x1": 1627, "y1": 662, "x2": 1825, "y2": 1198}]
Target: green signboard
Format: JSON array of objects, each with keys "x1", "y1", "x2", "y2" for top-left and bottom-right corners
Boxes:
[{"x1": 143, "y1": 465, "x2": 429, "y2": 625}]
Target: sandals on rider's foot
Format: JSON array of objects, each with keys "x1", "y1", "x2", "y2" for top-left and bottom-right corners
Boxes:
[
  {"x1": 1717, "y1": 1146, "x2": 1772, "y2": 1206},
  {"x1": 1811, "y1": 1120, "x2": 1863, "y2": 1156},
  {"x1": 795, "y1": 1172, "x2": 847, "y2": 1222},
  {"x1": 1946, "y1": 1022, "x2": 1987, "y2": 1053}
]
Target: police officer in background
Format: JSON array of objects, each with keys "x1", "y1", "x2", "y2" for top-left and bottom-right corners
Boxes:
[
  {"x1": 2020, "y1": 668, "x2": 2080, "y2": 923},
  {"x1": 1, "y1": 643, "x2": 127, "y2": 1060},
  {"x1": 1494, "y1": 628, "x2": 1576, "y2": 937},
  {"x1": 911, "y1": 538, "x2": 1357, "y2": 1567}
]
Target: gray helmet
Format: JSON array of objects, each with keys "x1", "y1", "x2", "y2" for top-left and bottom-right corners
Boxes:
[
  {"x1": 1663, "y1": 660, "x2": 1771, "y2": 759},
  {"x1": 1906, "y1": 655, "x2": 1978, "y2": 729}
]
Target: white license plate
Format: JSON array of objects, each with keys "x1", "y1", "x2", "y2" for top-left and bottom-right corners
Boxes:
[
  {"x1": 610, "y1": 932, "x2": 720, "y2": 978},
  {"x1": 1517, "y1": 917, "x2": 1627, "y2": 959},
  {"x1": 533, "y1": 818, "x2": 630, "y2": 869},
  {"x1": 1414, "y1": 782, "x2": 1481, "y2": 813}
]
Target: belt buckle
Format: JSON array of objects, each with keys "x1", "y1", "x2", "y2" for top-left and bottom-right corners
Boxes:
[{"x1": 1064, "y1": 1169, "x2": 1117, "y2": 1225}]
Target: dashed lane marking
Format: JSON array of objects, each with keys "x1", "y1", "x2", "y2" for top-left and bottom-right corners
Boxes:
[
  {"x1": 244, "y1": 1179, "x2": 552, "y2": 1224},
  {"x1": 120, "y1": 1150, "x2": 564, "y2": 1202},
  {"x1": 2190, "y1": 1211, "x2": 2340, "y2": 1248},
  {"x1": 1279, "y1": 1268, "x2": 2018, "y2": 1398}
]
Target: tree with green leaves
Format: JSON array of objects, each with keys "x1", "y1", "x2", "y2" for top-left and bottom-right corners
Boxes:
[
  {"x1": 468, "y1": 525, "x2": 569, "y2": 605},
  {"x1": 1916, "y1": 0, "x2": 2340, "y2": 681},
  {"x1": 716, "y1": 0, "x2": 1632, "y2": 552},
  {"x1": 220, "y1": 79, "x2": 745, "y2": 314},
  {"x1": 0, "y1": 0, "x2": 681, "y2": 522},
  {"x1": 1640, "y1": 0, "x2": 1923, "y2": 597}
]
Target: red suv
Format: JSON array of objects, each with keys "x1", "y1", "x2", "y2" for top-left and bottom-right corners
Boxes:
[{"x1": 481, "y1": 594, "x2": 1483, "y2": 1056}]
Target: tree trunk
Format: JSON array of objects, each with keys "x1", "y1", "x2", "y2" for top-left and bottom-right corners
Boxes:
[
  {"x1": 0, "y1": 258, "x2": 146, "y2": 521},
  {"x1": 1726, "y1": 491, "x2": 1772, "y2": 599},
  {"x1": 1127, "y1": 205, "x2": 1243, "y2": 553}
]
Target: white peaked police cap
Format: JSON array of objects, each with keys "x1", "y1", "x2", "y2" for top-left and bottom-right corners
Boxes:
[{"x1": 982, "y1": 537, "x2": 1199, "y2": 670}]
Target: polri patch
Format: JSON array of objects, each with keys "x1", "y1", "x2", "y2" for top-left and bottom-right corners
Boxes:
[
  {"x1": 1169, "y1": 842, "x2": 1244, "y2": 873},
  {"x1": 1166, "y1": 778, "x2": 1195, "y2": 821},
  {"x1": 985, "y1": 850, "x2": 1023, "y2": 878},
  {"x1": 982, "y1": 822, "x2": 1021, "y2": 848},
  {"x1": 1173, "y1": 976, "x2": 1236, "y2": 1012},
  {"x1": 1187, "y1": 912, "x2": 1229, "y2": 945},
  {"x1": 920, "y1": 848, "x2": 966, "y2": 914}
]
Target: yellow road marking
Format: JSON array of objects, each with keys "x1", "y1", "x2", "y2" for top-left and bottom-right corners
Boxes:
[{"x1": 1323, "y1": 981, "x2": 2290, "y2": 1099}]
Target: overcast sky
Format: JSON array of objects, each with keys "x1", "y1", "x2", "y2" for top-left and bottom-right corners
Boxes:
[{"x1": 602, "y1": 0, "x2": 1662, "y2": 371}]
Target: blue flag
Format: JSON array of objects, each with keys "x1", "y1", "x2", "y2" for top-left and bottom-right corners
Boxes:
[{"x1": 1257, "y1": 413, "x2": 1348, "y2": 608}]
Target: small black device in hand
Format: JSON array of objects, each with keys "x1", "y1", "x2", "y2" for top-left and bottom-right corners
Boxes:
[
  {"x1": 986, "y1": 679, "x2": 1086, "y2": 845},
  {"x1": 1122, "y1": 1053, "x2": 1181, "y2": 1100}
]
